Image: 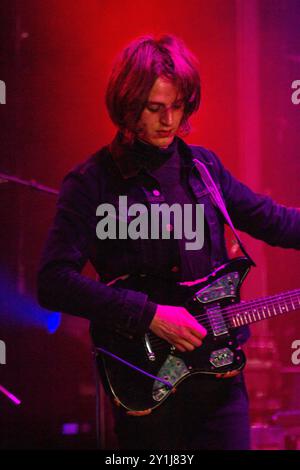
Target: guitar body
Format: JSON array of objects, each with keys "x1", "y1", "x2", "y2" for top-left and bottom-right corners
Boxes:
[{"x1": 91, "y1": 257, "x2": 251, "y2": 413}]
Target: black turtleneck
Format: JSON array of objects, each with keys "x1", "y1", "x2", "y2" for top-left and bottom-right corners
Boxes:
[{"x1": 131, "y1": 137, "x2": 211, "y2": 281}]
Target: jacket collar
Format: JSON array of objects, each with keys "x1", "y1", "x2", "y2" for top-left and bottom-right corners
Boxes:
[{"x1": 109, "y1": 131, "x2": 196, "y2": 180}]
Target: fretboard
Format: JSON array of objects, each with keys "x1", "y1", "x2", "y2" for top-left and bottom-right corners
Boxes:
[{"x1": 227, "y1": 289, "x2": 300, "y2": 328}]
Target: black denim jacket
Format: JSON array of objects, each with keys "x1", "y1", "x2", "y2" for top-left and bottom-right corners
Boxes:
[{"x1": 37, "y1": 136, "x2": 300, "y2": 338}]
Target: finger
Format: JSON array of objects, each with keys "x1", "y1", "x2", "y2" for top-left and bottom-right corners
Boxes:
[
  {"x1": 190, "y1": 336, "x2": 203, "y2": 348},
  {"x1": 182, "y1": 309, "x2": 207, "y2": 338},
  {"x1": 183, "y1": 332, "x2": 203, "y2": 348},
  {"x1": 188, "y1": 324, "x2": 207, "y2": 340},
  {"x1": 175, "y1": 339, "x2": 195, "y2": 352},
  {"x1": 174, "y1": 344, "x2": 185, "y2": 352}
]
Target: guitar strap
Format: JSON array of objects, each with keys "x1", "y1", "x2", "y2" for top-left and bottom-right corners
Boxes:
[{"x1": 192, "y1": 157, "x2": 256, "y2": 267}]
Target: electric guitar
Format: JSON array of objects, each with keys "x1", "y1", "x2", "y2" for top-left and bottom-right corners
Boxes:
[{"x1": 91, "y1": 257, "x2": 300, "y2": 414}]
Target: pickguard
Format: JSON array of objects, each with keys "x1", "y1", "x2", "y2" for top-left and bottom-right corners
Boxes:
[
  {"x1": 152, "y1": 355, "x2": 189, "y2": 402},
  {"x1": 194, "y1": 271, "x2": 240, "y2": 303}
]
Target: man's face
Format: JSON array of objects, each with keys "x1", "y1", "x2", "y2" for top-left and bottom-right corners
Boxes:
[{"x1": 136, "y1": 76, "x2": 184, "y2": 148}]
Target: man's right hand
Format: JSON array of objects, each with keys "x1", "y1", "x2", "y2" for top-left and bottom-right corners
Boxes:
[{"x1": 149, "y1": 304, "x2": 207, "y2": 352}]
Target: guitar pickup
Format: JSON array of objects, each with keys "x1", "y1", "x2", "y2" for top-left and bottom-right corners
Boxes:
[
  {"x1": 207, "y1": 305, "x2": 228, "y2": 336},
  {"x1": 210, "y1": 348, "x2": 234, "y2": 368}
]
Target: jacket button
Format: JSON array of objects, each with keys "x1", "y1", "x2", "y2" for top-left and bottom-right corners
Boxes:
[{"x1": 152, "y1": 189, "x2": 160, "y2": 196}]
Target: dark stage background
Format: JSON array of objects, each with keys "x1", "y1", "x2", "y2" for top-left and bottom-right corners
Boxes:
[{"x1": 0, "y1": 0, "x2": 300, "y2": 450}]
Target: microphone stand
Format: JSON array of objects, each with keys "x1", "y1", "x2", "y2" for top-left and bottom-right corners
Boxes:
[
  {"x1": 0, "y1": 171, "x2": 59, "y2": 195},
  {"x1": 0, "y1": 172, "x2": 58, "y2": 406}
]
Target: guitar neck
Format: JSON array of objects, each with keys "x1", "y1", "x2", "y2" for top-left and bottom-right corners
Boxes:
[{"x1": 228, "y1": 289, "x2": 300, "y2": 328}]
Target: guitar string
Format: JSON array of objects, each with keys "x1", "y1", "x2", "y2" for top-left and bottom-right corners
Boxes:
[
  {"x1": 147, "y1": 292, "x2": 300, "y2": 349},
  {"x1": 191, "y1": 290, "x2": 300, "y2": 322},
  {"x1": 193, "y1": 295, "x2": 299, "y2": 329},
  {"x1": 148, "y1": 291, "x2": 300, "y2": 336},
  {"x1": 150, "y1": 291, "x2": 300, "y2": 334},
  {"x1": 219, "y1": 289, "x2": 300, "y2": 311},
  {"x1": 211, "y1": 292, "x2": 299, "y2": 319}
]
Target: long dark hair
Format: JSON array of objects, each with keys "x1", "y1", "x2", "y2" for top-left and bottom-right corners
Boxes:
[{"x1": 106, "y1": 35, "x2": 201, "y2": 141}]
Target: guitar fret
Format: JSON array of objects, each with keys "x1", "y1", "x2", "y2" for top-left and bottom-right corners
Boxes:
[
  {"x1": 228, "y1": 289, "x2": 300, "y2": 331},
  {"x1": 248, "y1": 311, "x2": 254, "y2": 323},
  {"x1": 256, "y1": 309, "x2": 261, "y2": 321},
  {"x1": 282, "y1": 301, "x2": 288, "y2": 313},
  {"x1": 275, "y1": 300, "x2": 290, "y2": 315}
]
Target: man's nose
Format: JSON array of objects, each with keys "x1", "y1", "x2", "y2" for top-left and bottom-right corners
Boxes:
[{"x1": 160, "y1": 108, "x2": 173, "y2": 126}]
